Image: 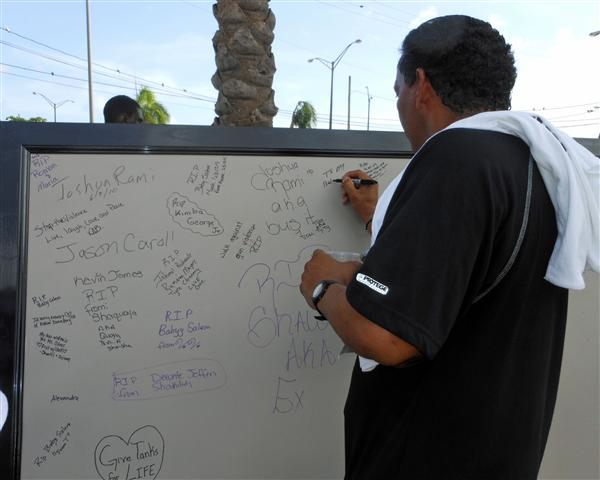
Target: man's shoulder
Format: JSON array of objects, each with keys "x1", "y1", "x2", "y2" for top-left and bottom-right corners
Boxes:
[
  {"x1": 429, "y1": 127, "x2": 528, "y2": 153},
  {"x1": 414, "y1": 128, "x2": 530, "y2": 172}
]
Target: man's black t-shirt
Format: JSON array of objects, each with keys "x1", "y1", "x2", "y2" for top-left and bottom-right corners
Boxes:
[{"x1": 344, "y1": 129, "x2": 568, "y2": 479}]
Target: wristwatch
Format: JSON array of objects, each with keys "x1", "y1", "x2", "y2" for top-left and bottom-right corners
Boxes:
[{"x1": 311, "y1": 280, "x2": 339, "y2": 320}]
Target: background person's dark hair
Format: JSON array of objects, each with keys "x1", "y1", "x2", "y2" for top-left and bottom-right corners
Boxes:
[
  {"x1": 398, "y1": 15, "x2": 517, "y2": 114},
  {"x1": 103, "y1": 95, "x2": 144, "y2": 123}
]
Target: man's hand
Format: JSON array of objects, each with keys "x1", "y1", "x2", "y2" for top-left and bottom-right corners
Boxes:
[
  {"x1": 299, "y1": 250, "x2": 421, "y2": 366},
  {"x1": 300, "y1": 249, "x2": 360, "y2": 309},
  {"x1": 340, "y1": 170, "x2": 379, "y2": 226}
]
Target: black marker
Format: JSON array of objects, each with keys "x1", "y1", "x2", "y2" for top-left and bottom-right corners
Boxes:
[{"x1": 332, "y1": 178, "x2": 378, "y2": 187}]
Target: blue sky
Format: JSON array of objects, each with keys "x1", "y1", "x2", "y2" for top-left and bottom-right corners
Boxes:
[{"x1": 1, "y1": 0, "x2": 599, "y2": 137}]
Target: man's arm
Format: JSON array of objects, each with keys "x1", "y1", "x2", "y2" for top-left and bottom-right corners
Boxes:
[
  {"x1": 300, "y1": 249, "x2": 421, "y2": 366},
  {"x1": 322, "y1": 284, "x2": 420, "y2": 365}
]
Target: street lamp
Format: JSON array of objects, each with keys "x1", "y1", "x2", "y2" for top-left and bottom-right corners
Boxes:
[
  {"x1": 32, "y1": 92, "x2": 74, "y2": 122},
  {"x1": 589, "y1": 30, "x2": 600, "y2": 37},
  {"x1": 365, "y1": 86, "x2": 373, "y2": 131},
  {"x1": 85, "y1": 0, "x2": 95, "y2": 123},
  {"x1": 308, "y1": 39, "x2": 362, "y2": 129}
]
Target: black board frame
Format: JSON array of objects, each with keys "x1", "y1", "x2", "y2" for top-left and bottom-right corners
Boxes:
[
  {"x1": 0, "y1": 121, "x2": 415, "y2": 479},
  {"x1": 2, "y1": 122, "x2": 598, "y2": 479}
]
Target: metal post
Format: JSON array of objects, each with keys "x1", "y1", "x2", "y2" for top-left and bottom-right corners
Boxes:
[
  {"x1": 307, "y1": 39, "x2": 361, "y2": 131},
  {"x1": 365, "y1": 86, "x2": 372, "y2": 131},
  {"x1": 85, "y1": 0, "x2": 95, "y2": 123},
  {"x1": 32, "y1": 92, "x2": 73, "y2": 123},
  {"x1": 347, "y1": 76, "x2": 351, "y2": 130},
  {"x1": 328, "y1": 62, "x2": 334, "y2": 130}
]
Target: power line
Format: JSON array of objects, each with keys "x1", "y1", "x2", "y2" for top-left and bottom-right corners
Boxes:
[
  {"x1": 275, "y1": 38, "x2": 326, "y2": 59},
  {"x1": 2, "y1": 26, "x2": 90, "y2": 63},
  {"x1": 1, "y1": 26, "x2": 216, "y2": 102},
  {"x1": 551, "y1": 117, "x2": 600, "y2": 124},
  {"x1": 546, "y1": 110, "x2": 600, "y2": 121},
  {"x1": 2, "y1": 25, "x2": 596, "y2": 131},
  {"x1": 1, "y1": 68, "x2": 401, "y2": 128},
  {"x1": 316, "y1": 1, "x2": 410, "y2": 29},
  {"x1": 0, "y1": 72, "x2": 218, "y2": 122},
  {"x1": 275, "y1": 37, "x2": 388, "y2": 77},
  {"x1": 354, "y1": 2, "x2": 414, "y2": 26},
  {"x1": 3, "y1": 62, "x2": 595, "y2": 131},
  {"x1": 179, "y1": 0, "x2": 211, "y2": 11},
  {"x1": 2, "y1": 60, "x2": 294, "y2": 114},
  {"x1": 7, "y1": 27, "x2": 596, "y2": 119},
  {"x1": 1, "y1": 62, "x2": 214, "y2": 102},
  {"x1": 0, "y1": 69, "x2": 297, "y2": 122},
  {"x1": 0, "y1": 39, "x2": 197, "y2": 100},
  {"x1": 1, "y1": 38, "x2": 180, "y2": 96},
  {"x1": 555, "y1": 123, "x2": 600, "y2": 129},
  {"x1": 0, "y1": 71, "x2": 126, "y2": 99},
  {"x1": 0, "y1": 43, "x2": 217, "y2": 102},
  {"x1": 353, "y1": 90, "x2": 396, "y2": 102},
  {"x1": 372, "y1": 94, "x2": 396, "y2": 102},
  {"x1": 3, "y1": 25, "x2": 386, "y2": 103},
  {"x1": 1, "y1": 40, "x2": 100, "y2": 73},
  {"x1": 1, "y1": 61, "x2": 132, "y2": 90},
  {"x1": 517, "y1": 101, "x2": 600, "y2": 112},
  {"x1": 366, "y1": 0, "x2": 421, "y2": 22},
  {"x1": 2, "y1": 70, "x2": 95, "y2": 91}
]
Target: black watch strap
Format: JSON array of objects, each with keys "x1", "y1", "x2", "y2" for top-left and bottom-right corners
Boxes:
[{"x1": 313, "y1": 280, "x2": 339, "y2": 321}]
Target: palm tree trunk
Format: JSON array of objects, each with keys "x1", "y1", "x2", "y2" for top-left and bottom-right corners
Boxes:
[{"x1": 212, "y1": 0, "x2": 278, "y2": 127}]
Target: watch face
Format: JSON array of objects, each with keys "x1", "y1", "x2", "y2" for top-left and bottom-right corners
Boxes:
[{"x1": 312, "y1": 282, "x2": 324, "y2": 300}]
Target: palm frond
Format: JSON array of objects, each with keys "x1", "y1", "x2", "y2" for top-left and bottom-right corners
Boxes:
[
  {"x1": 290, "y1": 101, "x2": 317, "y2": 128},
  {"x1": 136, "y1": 86, "x2": 170, "y2": 124}
]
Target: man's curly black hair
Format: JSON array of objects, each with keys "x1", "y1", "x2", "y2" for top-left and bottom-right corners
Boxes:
[{"x1": 398, "y1": 15, "x2": 517, "y2": 114}]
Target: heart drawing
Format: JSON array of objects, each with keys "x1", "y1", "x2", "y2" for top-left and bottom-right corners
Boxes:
[{"x1": 94, "y1": 425, "x2": 164, "y2": 480}]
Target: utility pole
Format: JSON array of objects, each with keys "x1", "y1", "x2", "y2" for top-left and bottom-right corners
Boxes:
[
  {"x1": 365, "y1": 86, "x2": 373, "y2": 131},
  {"x1": 347, "y1": 76, "x2": 351, "y2": 130},
  {"x1": 85, "y1": 0, "x2": 95, "y2": 123}
]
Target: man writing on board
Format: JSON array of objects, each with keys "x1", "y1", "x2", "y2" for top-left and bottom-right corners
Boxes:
[{"x1": 300, "y1": 15, "x2": 599, "y2": 479}]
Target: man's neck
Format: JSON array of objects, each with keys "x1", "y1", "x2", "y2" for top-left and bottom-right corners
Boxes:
[{"x1": 410, "y1": 110, "x2": 466, "y2": 151}]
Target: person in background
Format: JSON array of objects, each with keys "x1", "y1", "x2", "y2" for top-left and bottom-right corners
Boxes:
[
  {"x1": 300, "y1": 15, "x2": 599, "y2": 479},
  {"x1": 103, "y1": 95, "x2": 144, "y2": 124}
]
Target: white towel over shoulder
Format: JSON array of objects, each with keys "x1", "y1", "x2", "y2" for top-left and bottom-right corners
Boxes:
[
  {"x1": 357, "y1": 112, "x2": 599, "y2": 372},
  {"x1": 447, "y1": 111, "x2": 599, "y2": 290}
]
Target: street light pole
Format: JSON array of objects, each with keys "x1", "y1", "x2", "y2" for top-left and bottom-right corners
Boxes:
[
  {"x1": 32, "y1": 92, "x2": 74, "y2": 122},
  {"x1": 308, "y1": 39, "x2": 361, "y2": 129},
  {"x1": 328, "y1": 61, "x2": 334, "y2": 129},
  {"x1": 347, "y1": 76, "x2": 352, "y2": 130},
  {"x1": 85, "y1": 0, "x2": 95, "y2": 123},
  {"x1": 365, "y1": 86, "x2": 373, "y2": 131}
]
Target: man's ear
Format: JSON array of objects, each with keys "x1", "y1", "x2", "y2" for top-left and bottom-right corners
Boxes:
[{"x1": 414, "y1": 67, "x2": 436, "y2": 110}]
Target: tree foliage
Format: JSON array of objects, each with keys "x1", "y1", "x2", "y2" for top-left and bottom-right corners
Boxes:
[
  {"x1": 6, "y1": 115, "x2": 47, "y2": 122},
  {"x1": 136, "y1": 87, "x2": 170, "y2": 124},
  {"x1": 290, "y1": 101, "x2": 317, "y2": 128}
]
